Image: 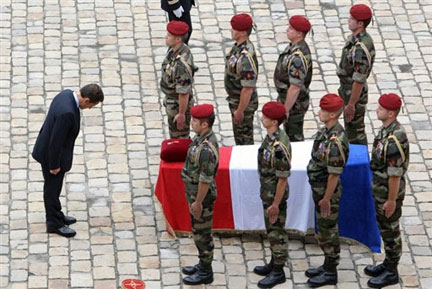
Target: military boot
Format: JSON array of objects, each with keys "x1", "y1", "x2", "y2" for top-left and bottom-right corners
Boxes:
[
  {"x1": 307, "y1": 266, "x2": 337, "y2": 288},
  {"x1": 364, "y1": 262, "x2": 387, "y2": 277},
  {"x1": 367, "y1": 263, "x2": 399, "y2": 288},
  {"x1": 254, "y1": 258, "x2": 274, "y2": 276},
  {"x1": 182, "y1": 263, "x2": 200, "y2": 275},
  {"x1": 183, "y1": 266, "x2": 213, "y2": 285},
  {"x1": 257, "y1": 264, "x2": 286, "y2": 288},
  {"x1": 305, "y1": 265, "x2": 324, "y2": 278}
]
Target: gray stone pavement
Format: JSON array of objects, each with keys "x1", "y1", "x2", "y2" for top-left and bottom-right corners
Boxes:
[{"x1": 0, "y1": 0, "x2": 431, "y2": 288}]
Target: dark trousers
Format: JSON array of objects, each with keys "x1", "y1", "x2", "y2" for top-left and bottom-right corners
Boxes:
[
  {"x1": 168, "y1": 11, "x2": 192, "y2": 44},
  {"x1": 42, "y1": 166, "x2": 66, "y2": 228}
]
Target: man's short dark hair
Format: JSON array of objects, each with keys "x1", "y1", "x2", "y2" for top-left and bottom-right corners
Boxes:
[
  {"x1": 181, "y1": 33, "x2": 189, "y2": 43},
  {"x1": 246, "y1": 27, "x2": 252, "y2": 36},
  {"x1": 199, "y1": 113, "x2": 216, "y2": 128},
  {"x1": 361, "y1": 18, "x2": 371, "y2": 28},
  {"x1": 277, "y1": 116, "x2": 286, "y2": 126},
  {"x1": 80, "y1": 83, "x2": 104, "y2": 103}
]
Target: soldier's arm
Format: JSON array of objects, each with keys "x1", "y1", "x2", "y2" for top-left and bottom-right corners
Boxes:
[
  {"x1": 191, "y1": 181, "x2": 210, "y2": 219},
  {"x1": 238, "y1": 87, "x2": 253, "y2": 112},
  {"x1": 284, "y1": 85, "x2": 301, "y2": 115},
  {"x1": 323, "y1": 173, "x2": 339, "y2": 201}
]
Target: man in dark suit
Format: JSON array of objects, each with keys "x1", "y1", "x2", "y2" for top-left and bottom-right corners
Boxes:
[
  {"x1": 32, "y1": 84, "x2": 104, "y2": 237},
  {"x1": 161, "y1": 0, "x2": 195, "y2": 44}
]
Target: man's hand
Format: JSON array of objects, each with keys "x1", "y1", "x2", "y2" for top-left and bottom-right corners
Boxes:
[
  {"x1": 266, "y1": 204, "x2": 280, "y2": 224},
  {"x1": 191, "y1": 201, "x2": 203, "y2": 220},
  {"x1": 173, "y1": 6, "x2": 184, "y2": 18},
  {"x1": 50, "y1": 168, "x2": 61, "y2": 175},
  {"x1": 344, "y1": 104, "x2": 355, "y2": 123},
  {"x1": 174, "y1": 113, "x2": 186, "y2": 130},
  {"x1": 318, "y1": 198, "x2": 331, "y2": 218},
  {"x1": 383, "y1": 200, "x2": 396, "y2": 218},
  {"x1": 233, "y1": 109, "x2": 244, "y2": 126}
]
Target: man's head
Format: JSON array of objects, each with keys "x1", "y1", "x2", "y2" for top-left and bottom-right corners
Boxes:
[
  {"x1": 376, "y1": 93, "x2": 402, "y2": 123},
  {"x1": 165, "y1": 21, "x2": 189, "y2": 48},
  {"x1": 287, "y1": 15, "x2": 311, "y2": 42},
  {"x1": 230, "y1": 13, "x2": 253, "y2": 41},
  {"x1": 349, "y1": 4, "x2": 372, "y2": 33},
  {"x1": 79, "y1": 83, "x2": 104, "y2": 109},
  {"x1": 190, "y1": 104, "x2": 215, "y2": 134},
  {"x1": 318, "y1": 93, "x2": 344, "y2": 123},
  {"x1": 261, "y1": 101, "x2": 286, "y2": 128}
]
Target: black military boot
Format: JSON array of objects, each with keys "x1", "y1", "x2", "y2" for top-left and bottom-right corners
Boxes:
[
  {"x1": 254, "y1": 258, "x2": 274, "y2": 276},
  {"x1": 367, "y1": 263, "x2": 399, "y2": 288},
  {"x1": 257, "y1": 264, "x2": 286, "y2": 288},
  {"x1": 182, "y1": 263, "x2": 200, "y2": 275},
  {"x1": 183, "y1": 266, "x2": 213, "y2": 285},
  {"x1": 364, "y1": 262, "x2": 387, "y2": 277},
  {"x1": 305, "y1": 265, "x2": 324, "y2": 278},
  {"x1": 307, "y1": 266, "x2": 337, "y2": 287}
]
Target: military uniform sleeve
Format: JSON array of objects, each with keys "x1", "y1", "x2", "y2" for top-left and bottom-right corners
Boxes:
[
  {"x1": 198, "y1": 146, "x2": 218, "y2": 183},
  {"x1": 274, "y1": 143, "x2": 291, "y2": 178},
  {"x1": 326, "y1": 139, "x2": 346, "y2": 175},
  {"x1": 239, "y1": 52, "x2": 258, "y2": 88},
  {"x1": 386, "y1": 138, "x2": 405, "y2": 177},
  {"x1": 288, "y1": 54, "x2": 307, "y2": 88},
  {"x1": 174, "y1": 60, "x2": 193, "y2": 94},
  {"x1": 352, "y1": 44, "x2": 371, "y2": 83}
]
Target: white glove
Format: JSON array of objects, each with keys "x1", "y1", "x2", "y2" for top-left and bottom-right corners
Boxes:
[{"x1": 173, "y1": 6, "x2": 184, "y2": 18}]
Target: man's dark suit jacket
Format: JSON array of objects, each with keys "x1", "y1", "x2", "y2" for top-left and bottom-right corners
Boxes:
[
  {"x1": 32, "y1": 89, "x2": 80, "y2": 172},
  {"x1": 161, "y1": 0, "x2": 195, "y2": 12}
]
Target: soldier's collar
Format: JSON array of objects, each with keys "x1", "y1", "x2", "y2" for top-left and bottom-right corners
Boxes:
[
  {"x1": 170, "y1": 43, "x2": 186, "y2": 57},
  {"x1": 381, "y1": 119, "x2": 399, "y2": 135},
  {"x1": 288, "y1": 39, "x2": 305, "y2": 53},
  {"x1": 325, "y1": 122, "x2": 342, "y2": 136},
  {"x1": 197, "y1": 129, "x2": 213, "y2": 143}
]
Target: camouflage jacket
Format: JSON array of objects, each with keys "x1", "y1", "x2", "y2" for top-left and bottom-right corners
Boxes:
[
  {"x1": 224, "y1": 39, "x2": 258, "y2": 105},
  {"x1": 181, "y1": 130, "x2": 219, "y2": 202},
  {"x1": 307, "y1": 122, "x2": 349, "y2": 184},
  {"x1": 337, "y1": 31, "x2": 375, "y2": 87},
  {"x1": 258, "y1": 128, "x2": 291, "y2": 203},
  {"x1": 160, "y1": 43, "x2": 195, "y2": 98},
  {"x1": 274, "y1": 40, "x2": 312, "y2": 96},
  {"x1": 370, "y1": 120, "x2": 409, "y2": 197}
]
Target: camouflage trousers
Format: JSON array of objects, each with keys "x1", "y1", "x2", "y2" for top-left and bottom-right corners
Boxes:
[
  {"x1": 277, "y1": 91, "x2": 309, "y2": 142},
  {"x1": 311, "y1": 181, "x2": 342, "y2": 269},
  {"x1": 187, "y1": 190, "x2": 216, "y2": 269},
  {"x1": 229, "y1": 101, "x2": 257, "y2": 145},
  {"x1": 338, "y1": 85, "x2": 368, "y2": 145},
  {"x1": 163, "y1": 94, "x2": 193, "y2": 139},
  {"x1": 263, "y1": 200, "x2": 288, "y2": 266},
  {"x1": 373, "y1": 183, "x2": 404, "y2": 265}
]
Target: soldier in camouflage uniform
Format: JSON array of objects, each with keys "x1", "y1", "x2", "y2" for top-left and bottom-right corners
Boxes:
[
  {"x1": 274, "y1": 15, "x2": 312, "y2": 142},
  {"x1": 181, "y1": 104, "x2": 219, "y2": 285},
  {"x1": 305, "y1": 94, "x2": 349, "y2": 287},
  {"x1": 337, "y1": 4, "x2": 375, "y2": 145},
  {"x1": 365, "y1": 93, "x2": 409, "y2": 288},
  {"x1": 254, "y1": 101, "x2": 291, "y2": 288},
  {"x1": 160, "y1": 20, "x2": 196, "y2": 139},
  {"x1": 225, "y1": 13, "x2": 259, "y2": 145}
]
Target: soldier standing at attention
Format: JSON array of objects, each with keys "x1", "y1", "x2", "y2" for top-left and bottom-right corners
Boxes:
[
  {"x1": 305, "y1": 94, "x2": 349, "y2": 287},
  {"x1": 337, "y1": 4, "x2": 375, "y2": 145},
  {"x1": 254, "y1": 101, "x2": 291, "y2": 288},
  {"x1": 365, "y1": 93, "x2": 409, "y2": 288},
  {"x1": 274, "y1": 15, "x2": 312, "y2": 142},
  {"x1": 225, "y1": 13, "x2": 259, "y2": 145},
  {"x1": 161, "y1": 20, "x2": 196, "y2": 139},
  {"x1": 181, "y1": 104, "x2": 219, "y2": 285}
]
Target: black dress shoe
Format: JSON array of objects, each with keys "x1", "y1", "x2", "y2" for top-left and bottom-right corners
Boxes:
[
  {"x1": 257, "y1": 266, "x2": 285, "y2": 288},
  {"x1": 254, "y1": 258, "x2": 274, "y2": 276},
  {"x1": 47, "y1": 225, "x2": 76, "y2": 238},
  {"x1": 305, "y1": 265, "x2": 324, "y2": 278},
  {"x1": 182, "y1": 264, "x2": 199, "y2": 275},
  {"x1": 364, "y1": 263, "x2": 387, "y2": 277},
  {"x1": 367, "y1": 269, "x2": 399, "y2": 288},
  {"x1": 183, "y1": 267, "x2": 213, "y2": 285},
  {"x1": 307, "y1": 270, "x2": 337, "y2": 287},
  {"x1": 63, "y1": 216, "x2": 76, "y2": 225}
]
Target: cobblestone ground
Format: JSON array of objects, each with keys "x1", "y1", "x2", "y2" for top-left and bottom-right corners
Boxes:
[{"x1": 0, "y1": 0, "x2": 431, "y2": 288}]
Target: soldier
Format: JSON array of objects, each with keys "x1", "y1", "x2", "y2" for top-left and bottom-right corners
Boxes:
[
  {"x1": 181, "y1": 104, "x2": 219, "y2": 285},
  {"x1": 337, "y1": 4, "x2": 375, "y2": 145},
  {"x1": 365, "y1": 93, "x2": 409, "y2": 288},
  {"x1": 225, "y1": 13, "x2": 259, "y2": 145},
  {"x1": 254, "y1": 101, "x2": 291, "y2": 288},
  {"x1": 274, "y1": 15, "x2": 312, "y2": 142},
  {"x1": 160, "y1": 20, "x2": 196, "y2": 139},
  {"x1": 305, "y1": 94, "x2": 349, "y2": 287}
]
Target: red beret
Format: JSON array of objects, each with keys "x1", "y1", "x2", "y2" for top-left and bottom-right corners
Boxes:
[
  {"x1": 262, "y1": 101, "x2": 286, "y2": 120},
  {"x1": 167, "y1": 21, "x2": 189, "y2": 36},
  {"x1": 160, "y1": 138, "x2": 192, "y2": 162},
  {"x1": 190, "y1": 104, "x2": 214, "y2": 119},
  {"x1": 379, "y1": 93, "x2": 402, "y2": 111},
  {"x1": 289, "y1": 15, "x2": 311, "y2": 32},
  {"x1": 350, "y1": 4, "x2": 372, "y2": 21},
  {"x1": 320, "y1": 94, "x2": 344, "y2": 111},
  {"x1": 231, "y1": 14, "x2": 253, "y2": 31}
]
